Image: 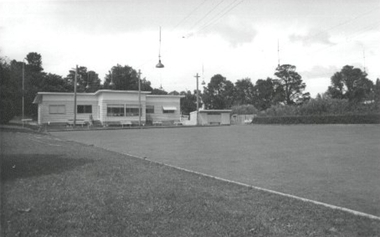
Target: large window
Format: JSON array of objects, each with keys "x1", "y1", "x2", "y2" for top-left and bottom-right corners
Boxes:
[
  {"x1": 49, "y1": 105, "x2": 65, "y2": 114},
  {"x1": 107, "y1": 104, "x2": 124, "y2": 117},
  {"x1": 126, "y1": 105, "x2": 140, "y2": 116},
  {"x1": 77, "y1": 105, "x2": 92, "y2": 114},
  {"x1": 146, "y1": 105, "x2": 154, "y2": 114}
]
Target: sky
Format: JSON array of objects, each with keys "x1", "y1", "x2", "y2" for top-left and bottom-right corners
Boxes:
[{"x1": 1, "y1": 0, "x2": 379, "y2": 97}]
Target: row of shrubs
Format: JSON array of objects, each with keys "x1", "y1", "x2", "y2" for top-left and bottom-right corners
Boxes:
[
  {"x1": 258, "y1": 98, "x2": 380, "y2": 117},
  {"x1": 251, "y1": 114, "x2": 380, "y2": 124},
  {"x1": 231, "y1": 98, "x2": 380, "y2": 124}
]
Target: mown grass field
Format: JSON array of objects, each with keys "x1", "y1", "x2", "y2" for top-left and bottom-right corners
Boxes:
[
  {"x1": 53, "y1": 124, "x2": 380, "y2": 217},
  {"x1": 1, "y1": 126, "x2": 380, "y2": 236}
]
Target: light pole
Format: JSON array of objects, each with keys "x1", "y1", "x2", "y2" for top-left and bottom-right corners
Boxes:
[
  {"x1": 156, "y1": 27, "x2": 164, "y2": 68},
  {"x1": 138, "y1": 69, "x2": 142, "y2": 128},
  {"x1": 22, "y1": 60, "x2": 25, "y2": 125},
  {"x1": 73, "y1": 65, "x2": 78, "y2": 128},
  {"x1": 194, "y1": 73, "x2": 200, "y2": 126}
]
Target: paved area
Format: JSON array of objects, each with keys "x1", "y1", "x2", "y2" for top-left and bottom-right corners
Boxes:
[{"x1": 52, "y1": 124, "x2": 380, "y2": 217}]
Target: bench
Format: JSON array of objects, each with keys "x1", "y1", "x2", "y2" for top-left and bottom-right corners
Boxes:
[
  {"x1": 67, "y1": 119, "x2": 86, "y2": 127},
  {"x1": 153, "y1": 121, "x2": 162, "y2": 126},
  {"x1": 173, "y1": 121, "x2": 182, "y2": 126},
  {"x1": 21, "y1": 119, "x2": 33, "y2": 124},
  {"x1": 120, "y1": 121, "x2": 132, "y2": 128}
]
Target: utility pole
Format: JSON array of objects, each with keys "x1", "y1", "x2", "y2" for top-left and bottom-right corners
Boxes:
[
  {"x1": 277, "y1": 39, "x2": 280, "y2": 67},
  {"x1": 138, "y1": 69, "x2": 142, "y2": 128},
  {"x1": 195, "y1": 73, "x2": 200, "y2": 126},
  {"x1": 73, "y1": 65, "x2": 78, "y2": 128},
  {"x1": 22, "y1": 60, "x2": 25, "y2": 125}
]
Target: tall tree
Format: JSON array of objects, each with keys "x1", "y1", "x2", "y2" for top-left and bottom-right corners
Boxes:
[
  {"x1": 64, "y1": 66, "x2": 101, "y2": 92},
  {"x1": 25, "y1": 52, "x2": 43, "y2": 73},
  {"x1": 252, "y1": 78, "x2": 284, "y2": 110},
  {"x1": 202, "y1": 74, "x2": 234, "y2": 109},
  {"x1": 180, "y1": 90, "x2": 197, "y2": 115},
  {"x1": 0, "y1": 57, "x2": 17, "y2": 123},
  {"x1": 327, "y1": 65, "x2": 373, "y2": 102},
  {"x1": 103, "y1": 64, "x2": 152, "y2": 91},
  {"x1": 234, "y1": 78, "x2": 254, "y2": 105},
  {"x1": 10, "y1": 53, "x2": 46, "y2": 118},
  {"x1": 274, "y1": 64, "x2": 309, "y2": 105},
  {"x1": 374, "y1": 78, "x2": 380, "y2": 108}
]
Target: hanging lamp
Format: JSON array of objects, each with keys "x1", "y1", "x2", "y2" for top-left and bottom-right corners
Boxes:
[{"x1": 156, "y1": 26, "x2": 164, "y2": 68}]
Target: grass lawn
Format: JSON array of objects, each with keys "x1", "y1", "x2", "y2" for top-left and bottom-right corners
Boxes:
[
  {"x1": 53, "y1": 124, "x2": 380, "y2": 217},
  {"x1": 1, "y1": 127, "x2": 380, "y2": 236}
]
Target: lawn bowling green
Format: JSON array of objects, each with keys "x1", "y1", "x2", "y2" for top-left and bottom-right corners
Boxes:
[{"x1": 53, "y1": 124, "x2": 380, "y2": 217}]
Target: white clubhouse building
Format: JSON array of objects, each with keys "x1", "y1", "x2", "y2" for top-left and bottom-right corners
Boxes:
[{"x1": 33, "y1": 90, "x2": 183, "y2": 126}]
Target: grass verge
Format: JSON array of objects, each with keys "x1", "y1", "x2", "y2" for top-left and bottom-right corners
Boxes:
[{"x1": 1, "y1": 128, "x2": 379, "y2": 236}]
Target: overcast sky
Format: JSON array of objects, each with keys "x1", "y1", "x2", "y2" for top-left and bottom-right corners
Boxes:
[{"x1": 1, "y1": 0, "x2": 379, "y2": 96}]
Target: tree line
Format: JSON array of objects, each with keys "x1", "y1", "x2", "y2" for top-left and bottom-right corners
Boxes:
[{"x1": 1, "y1": 52, "x2": 379, "y2": 123}]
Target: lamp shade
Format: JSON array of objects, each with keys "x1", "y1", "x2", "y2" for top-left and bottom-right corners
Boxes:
[{"x1": 156, "y1": 60, "x2": 164, "y2": 68}]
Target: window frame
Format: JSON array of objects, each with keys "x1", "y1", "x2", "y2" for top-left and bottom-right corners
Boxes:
[
  {"x1": 125, "y1": 105, "x2": 140, "y2": 117},
  {"x1": 77, "y1": 105, "x2": 92, "y2": 114},
  {"x1": 49, "y1": 105, "x2": 66, "y2": 114},
  {"x1": 146, "y1": 105, "x2": 154, "y2": 114},
  {"x1": 107, "y1": 104, "x2": 125, "y2": 117}
]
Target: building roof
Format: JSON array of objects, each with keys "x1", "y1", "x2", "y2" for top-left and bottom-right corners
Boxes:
[
  {"x1": 33, "y1": 90, "x2": 183, "y2": 104},
  {"x1": 197, "y1": 109, "x2": 232, "y2": 113}
]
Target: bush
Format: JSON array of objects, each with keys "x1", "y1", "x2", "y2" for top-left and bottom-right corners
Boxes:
[
  {"x1": 231, "y1": 104, "x2": 259, "y2": 115},
  {"x1": 257, "y1": 98, "x2": 379, "y2": 118},
  {"x1": 252, "y1": 114, "x2": 380, "y2": 124}
]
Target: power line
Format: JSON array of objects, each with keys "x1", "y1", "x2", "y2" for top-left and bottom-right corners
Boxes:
[
  {"x1": 304, "y1": 6, "x2": 380, "y2": 43},
  {"x1": 188, "y1": 0, "x2": 227, "y2": 32},
  {"x1": 196, "y1": 0, "x2": 245, "y2": 34},
  {"x1": 171, "y1": 0, "x2": 209, "y2": 32}
]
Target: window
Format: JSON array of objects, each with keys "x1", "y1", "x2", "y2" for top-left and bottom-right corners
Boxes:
[
  {"x1": 77, "y1": 105, "x2": 92, "y2": 114},
  {"x1": 163, "y1": 110, "x2": 175, "y2": 114},
  {"x1": 126, "y1": 105, "x2": 140, "y2": 116},
  {"x1": 107, "y1": 104, "x2": 124, "y2": 117},
  {"x1": 146, "y1": 105, "x2": 154, "y2": 114},
  {"x1": 163, "y1": 106, "x2": 176, "y2": 114},
  {"x1": 49, "y1": 105, "x2": 65, "y2": 114}
]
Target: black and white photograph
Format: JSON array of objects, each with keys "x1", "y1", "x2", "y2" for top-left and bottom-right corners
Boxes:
[{"x1": 1, "y1": 0, "x2": 379, "y2": 236}]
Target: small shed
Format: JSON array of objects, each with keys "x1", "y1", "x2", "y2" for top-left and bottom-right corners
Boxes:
[{"x1": 187, "y1": 109, "x2": 232, "y2": 125}]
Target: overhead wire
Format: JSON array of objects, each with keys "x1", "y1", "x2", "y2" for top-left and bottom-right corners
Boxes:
[
  {"x1": 188, "y1": 0, "x2": 227, "y2": 32},
  {"x1": 280, "y1": 7, "x2": 380, "y2": 64},
  {"x1": 171, "y1": 0, "x2": 209, "y2": 32},
  {"x1": 196, "y1": 0, "x2": 245, "y2": 34}
]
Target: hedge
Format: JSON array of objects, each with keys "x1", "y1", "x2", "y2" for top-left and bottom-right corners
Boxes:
[{"x1": 251, "y1": 114, "x2": 380, "y2": 124}]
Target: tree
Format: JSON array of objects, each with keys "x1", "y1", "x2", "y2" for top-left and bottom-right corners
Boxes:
[
  {"x1": 40, "y1": 73, "x2": 67, "y2": 92},
  {"x1": 374, "y1": 78, "x2": 380, "y2": 108},
  {"x1": 169, "y1": 91, "x2": 180, "y2": 95},
  {"x1": 202, "y1": 74, "x2": 234, "y2": 109},
  {"x1": 252, "y1": 78, "x2": 284, "y2": 110},
  {"x1": 234, "y1": 78, "x2": 254, "y2": 105},
  {"x1": 327, "y1": 65, "x2": 373, "y2": 103},
  {"x1": 103, "y1": 64, "x2": 152, "y2": 91},
  {"x1": 64, "y1": 66, "x2": 101, "y2": 92},
  {"x1": 0, "y1": 57, "x2": 17, "y2": 123},
  {"x1": 274, "y1": 64, "x2": 309, "y2": 105},
  {"x1": 151, "y1": 88, "x2": 168, "y2": 95},
  {"x1": 25, "y1": 52, "x2": 43, "y2": 73},
  {"x1": 180, "y1": 90, "x2": 197, "y2": 115}
]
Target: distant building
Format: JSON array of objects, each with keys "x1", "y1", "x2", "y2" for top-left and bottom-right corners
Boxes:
[
  {"x1": 33, "y1": 90, "x2": 183, "y2": 126},
  {"x1": 184, "y1": 109, "x2": 232, "y2": 126}
]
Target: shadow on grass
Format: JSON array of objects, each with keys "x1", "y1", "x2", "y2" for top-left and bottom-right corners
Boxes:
[{"x1": 1, "y1": 154, "x2": 93, "y2": 181}]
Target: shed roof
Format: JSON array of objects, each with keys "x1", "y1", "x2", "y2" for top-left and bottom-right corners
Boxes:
[{"x1": 198, "y1": 109, "x2": 232, "y2": 113}]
